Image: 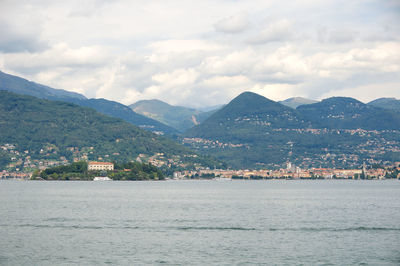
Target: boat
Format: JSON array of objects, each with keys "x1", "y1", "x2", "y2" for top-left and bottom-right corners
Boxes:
[{"x1": 93, "y1": 176, "x2": 112, "y2": 181}]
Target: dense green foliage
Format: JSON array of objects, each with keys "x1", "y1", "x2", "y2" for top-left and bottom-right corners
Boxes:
[
  {"x1": 0, "y1": 150, "x2": 11, "y2": 169},
  {"x1": 368, "y1": 98, "x2": 400, "y2": 113},
  {"x1": 111, "y1": 161, "x2": 164, "y2": 180},
  {"x1": 37, "y1": 161, "x2": 90, "y2": 180},
  {"x1": 36, "y1": 161, "x2": 164, "y2": 180},
  {"x1": 0, "y1": 91, "x2": 223, "y2": 170}
]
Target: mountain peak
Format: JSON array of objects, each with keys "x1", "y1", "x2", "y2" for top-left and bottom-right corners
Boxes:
[
  {"x1": 226, "y1": 91, "x2": 278, "y2": 111},
  {"x1": 319, "y1": 96, "x2": 363, "y2": 105},
  {"x1": 234, "y1": 91, "x2": 273, "y2": 102}
]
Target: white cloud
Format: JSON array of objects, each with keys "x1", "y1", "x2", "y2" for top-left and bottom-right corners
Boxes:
[
  {"x1": 200, "y1": 49, "x2": 256, "y2": 76},
  {"x1": 214, "y1": 14, "x2": 249, "y2": 33},
  {"x1": 152, "y1": 68, "x2": 199, "y2": 88},
  {"x1": 148, "y1": 40, "x2": 224, "y2": 55},
  {"x1": 2, "y1": 43, "x2": 111, "y2": 72},
  {"x1": 248, "y1": 19, "x2": 293, "y2": 44},
  {"x1": 0, "y1": 0, "x2": 399, "y2": 108},
  {"x1": 328, "y1": 29, "x2": 359, "y2": 43},
  {"x1": 203, "y1": 75, "x2": 252, "y2": 89}
]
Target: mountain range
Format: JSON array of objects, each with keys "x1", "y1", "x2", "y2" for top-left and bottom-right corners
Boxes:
[
  {"x1": 1, "y1": 70, "x2": 399, "y2": 170},
  {"x1": 0, "y1": 91, "x2": 223, "y2": 171},
  {"x1": 0, "y1": 71, "x2": 178, "y2": 136},
  {"x1": 185, "y1": 92, "x2": 400, "y2": 169}
]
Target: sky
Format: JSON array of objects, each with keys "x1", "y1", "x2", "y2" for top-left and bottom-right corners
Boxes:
[{"x1": 0, "y1": 0, "x2": 399, "y2": 108}]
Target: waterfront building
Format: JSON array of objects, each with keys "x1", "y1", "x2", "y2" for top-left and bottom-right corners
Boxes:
[{"x1": 88, "y1": 162, "x2": 114, "y2": 171}]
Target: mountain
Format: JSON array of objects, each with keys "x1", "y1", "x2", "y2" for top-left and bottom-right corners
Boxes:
[
  {"x1": 130, "y1": 99, "x2": 202, "y2": 132},
  {"x1": 130, "y1": 99, "x2": 221, "y2": 132},
  {"x1": 279, "y1": 97, "x2": 318, "y2": 109},
  {"x1": 185, "y1": 92, "x2": 310, "y2": 167},
  {"x1": 186, "y1": 92, "x2": 307, "y2": 138},
  {"x1": 68, "y1": 98, "x2": 178, "y2": 135},
  {"x1": 0, "y1": 70, "x2": 86, "y2": 101},
  {"x1": 0, "y1": 70, "x2": 177, "y2": 135},
  {"x1": 185, "y1": 92, "x2": 400, "y2": 169},
  {"x1": 368, "y1": 98, "x2": 400, "y2": 112},
  {"x1": 0, "y1": 91, "x2": 224, "y2": 171},
  {"x1": 297, "y1": 97, "x2": 400, "y2": 130}
]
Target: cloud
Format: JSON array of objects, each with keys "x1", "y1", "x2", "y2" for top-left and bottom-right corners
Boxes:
[
  {"x1": 203, "y1": 75, "x2": 252, "y2": 89},
  {"x1": 148, "y1": 40, "x2": 224, "y2": 54},
  {"x1": 328, "y1": 29, "x2": 359, "y2": 43},
  {"x1": 152, "y1": 68, "x2": 199, "y2": 88},
  {"x1": 319, "y1": 82, "x2": 400, "y2": 103},
  {"x1": 0, "y1": 20, "x2": 48, "y2": 53},
  {"x1": 248, "y1": 19, "x2": 293, "y2": 44},
  {"x1": 214, "y1": 14, "x2": 249, "y2": 33},
  {"x1": 2, "y1": 43, "x2": 111, "y2": 73},
  {"x1": 200, "y1": 49, "x2": 256, "y2": 76},
  {"x1": 0, "y1": 0, "x2": 399, "y2": 107}
]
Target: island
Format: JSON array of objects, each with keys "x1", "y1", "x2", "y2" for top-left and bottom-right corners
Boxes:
[{"x1": 31, "y1": 161, "x2": 164, "y2": 181}]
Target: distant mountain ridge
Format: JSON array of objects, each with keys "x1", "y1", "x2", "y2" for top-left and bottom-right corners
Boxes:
[
  {"x1": 130, "y1": 99, "x2": 221, "y2": 132},
  {"x1": 0, "y1": 70, "x2": 177, "y2": 135},
  {"x1": 279, "y1": 97, "x2": 318, "y2": 109},
  {"x1": 0, "y1": 71, "x2": 86, "y2": 101},
  {"x1": 297, "y1": 97, "x2": 400, "y2": 130},
  {"x1": 185, "y1": 91, "x2": 400, "y2": 169}
]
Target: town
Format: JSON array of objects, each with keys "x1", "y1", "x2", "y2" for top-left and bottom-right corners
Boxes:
[
  {"x1": 173, "y1": 162, "x2": 400, "y2": 180},
  {"x1": 1, "y1": 160, "x2": 399, "y2": 180}
]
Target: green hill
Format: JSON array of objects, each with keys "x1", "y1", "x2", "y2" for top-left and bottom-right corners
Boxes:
[
  {"x1": 0, "y1": 70, "x2": 178, "y2": 136},
  {"x1": 297, "y1": 97, "x2": 400, "y2": 130},
  {"x1": 368, "y1": 98, "x2": 400, "y2": 113},
  {"x1": 185, "y1": 92, "x2": 400, "y2": 169},
  {"x1": 0, "y1": 91, "x2": 223, "y2": 171}
]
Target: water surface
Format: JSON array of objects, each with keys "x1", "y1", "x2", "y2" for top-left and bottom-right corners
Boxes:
[{"x1": 0, "y1": 180, "x2": 399, "y2": 265}]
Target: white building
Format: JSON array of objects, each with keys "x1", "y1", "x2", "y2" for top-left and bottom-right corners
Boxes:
[{"x1": 88, "y1": 162, "x2": 114, "y2": 171}]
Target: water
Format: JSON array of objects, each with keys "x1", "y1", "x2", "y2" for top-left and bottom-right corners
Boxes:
[{"x1": 0, "y1": 180, "x2": 399, "y2": 265}]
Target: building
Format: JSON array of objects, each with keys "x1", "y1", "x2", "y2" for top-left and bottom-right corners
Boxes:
[{"x1": 88, "y1": 162, "x2": 114, "y2": 171}]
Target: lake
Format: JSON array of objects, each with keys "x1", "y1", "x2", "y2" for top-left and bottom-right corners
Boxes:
[{"x1": 0, "y1": 180, "x2": 399, "y2": 265}]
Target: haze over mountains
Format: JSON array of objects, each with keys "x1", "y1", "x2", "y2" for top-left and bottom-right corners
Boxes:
[
  {"x1": 279, "y1": 97, "x2": 318, "y2": 109},
  {"x1": 130, "y1": 100, "x2": 220, "y2": 132}
]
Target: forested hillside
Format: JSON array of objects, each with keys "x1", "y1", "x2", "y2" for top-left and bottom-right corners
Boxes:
[{"x1": 0, "y1": 91, "x2": 224, "y2": 171}]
